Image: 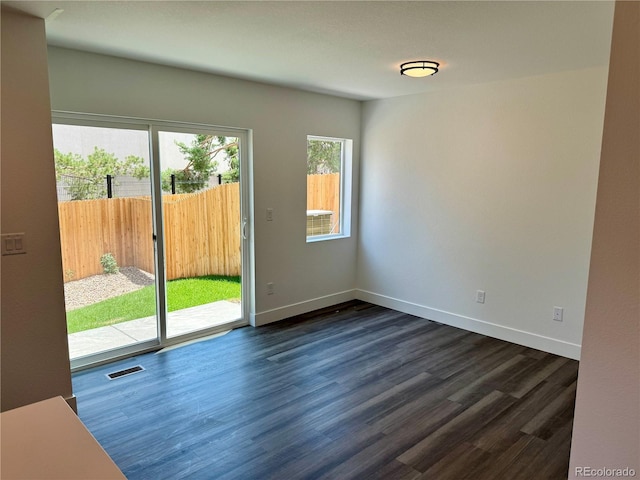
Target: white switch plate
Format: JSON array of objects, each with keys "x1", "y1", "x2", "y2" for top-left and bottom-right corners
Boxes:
[
  {"x1": 1, "y1": 233, "x2": 26, "y2": 255},
  {"x1": 476, "y1": 290, "x2": 486, "y2": 304}
]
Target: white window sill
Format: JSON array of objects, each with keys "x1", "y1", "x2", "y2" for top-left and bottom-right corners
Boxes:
[{"x1": 306, "y1": 233, "x2": 350, "y2": 243}]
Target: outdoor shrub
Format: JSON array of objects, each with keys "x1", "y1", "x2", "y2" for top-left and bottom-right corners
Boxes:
[{"x1": 100, "y1": 253, "x2": 119, "y2": 274}]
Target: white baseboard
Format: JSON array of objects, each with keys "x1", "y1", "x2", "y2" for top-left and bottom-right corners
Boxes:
[
  {"x1": 355, "y1": 289, "x2": 581, "y2": 360},
  {"x1": 251, "y1": 290, "x2": 357, "y2": 327}
]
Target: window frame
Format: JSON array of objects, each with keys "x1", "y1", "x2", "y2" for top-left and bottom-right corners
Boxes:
[{"x1": 306, "y1": 135, "x2": 352, "y2": 243}]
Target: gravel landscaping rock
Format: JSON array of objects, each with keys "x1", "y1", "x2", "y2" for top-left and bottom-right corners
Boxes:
[{"x1": 64, "y1": 267, "x2": 155, "y2": 311}]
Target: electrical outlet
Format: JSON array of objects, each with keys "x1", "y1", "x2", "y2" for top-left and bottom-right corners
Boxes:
[
  {"x1": 553, "y1": 306, "x2": 564, "y2": 322},
  {"x1": 267, "y1": 282, "x2": 275, "y2": 295},
  {"x1": 266, "y1": 208, "x2": 274, "y2": 222},
  {"x1": 476, "y1": 290, "x2": 486, "y2": 304}
]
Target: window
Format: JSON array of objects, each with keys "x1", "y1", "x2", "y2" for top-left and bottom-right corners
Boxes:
[{"x1": 306, "y1": 136, "x2": 352, "y2": 241}]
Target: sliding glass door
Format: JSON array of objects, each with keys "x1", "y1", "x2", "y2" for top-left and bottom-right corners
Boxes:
[
  {"x1": 53, "y1": 114, "x2": 249, "y2": 369},
  {"x1": 156, "y1": 128, "x2": 243, "y2": 339},
  {"x1": 54, "y1": 122, "x2": 158, "y2": 362}
]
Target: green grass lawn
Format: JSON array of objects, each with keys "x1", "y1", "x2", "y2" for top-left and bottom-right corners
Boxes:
[{"x1": 66, "y1": 275, "x2": 241, "y2": 334}]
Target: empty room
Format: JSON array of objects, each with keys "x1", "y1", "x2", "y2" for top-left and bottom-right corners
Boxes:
[{"x1": 1, "y1": 1, "x2": 638, "y2": 479}]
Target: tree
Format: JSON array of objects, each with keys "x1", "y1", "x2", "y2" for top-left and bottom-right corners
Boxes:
[
  {"x1": 161, "y1": 135, "x2": 239, "y2": 193},
  {"x1": 54, "y1": 147, "x2": 149, "y2": 200},
  {"x1": 221, "y1": 139, "x2": 239, "y2": 184},
  {"x1": 307, "y1": 139, "x2": 341, "y2": 175}
]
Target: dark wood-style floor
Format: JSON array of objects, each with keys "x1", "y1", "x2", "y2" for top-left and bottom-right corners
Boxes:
[{"x1": 73, "y1": 301, "x2": 578, "y2": 480}]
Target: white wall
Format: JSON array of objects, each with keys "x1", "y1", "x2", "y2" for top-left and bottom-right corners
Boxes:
[
  {"x1": 1, "y1": 10, "x2": 74, "y2": 411},
  {"x1": 357, "y1": 67, "x2": 609, "y2": 358},
  {"x1": 569, "y1": 1, "x2": 639, "y2": 475},
  {"x1": 47, "y1": 47, "x2": 361, "y2": 324}
]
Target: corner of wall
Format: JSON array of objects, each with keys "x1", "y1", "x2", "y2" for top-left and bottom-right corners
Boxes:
[
  {"x1": 568, "y1": 1, "x2": 640, "y2": 475},
  {"x1": 1, "y1": 9, "x2": 73, "y2": 411}
]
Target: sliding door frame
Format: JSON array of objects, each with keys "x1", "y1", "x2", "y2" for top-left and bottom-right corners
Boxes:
[
  {"x1": 53, "y1": 112, "x2": 253, "y2": 371},
  {"x1": 150, "y1": 123, "x2": 251, "y2": 344}
]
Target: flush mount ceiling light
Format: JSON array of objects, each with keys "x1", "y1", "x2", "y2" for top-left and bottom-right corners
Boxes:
[{"x1": 400, "y1": 61, "x2": 439, "y2": 78}]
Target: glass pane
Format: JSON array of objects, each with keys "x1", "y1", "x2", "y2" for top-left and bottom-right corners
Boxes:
[
  {"x1": 307, "y1": 138, "x2": 342, "y2": 237},
  {"x1": 158, "y1": 131, "x2": 242, "y2": 338},
  {"x1": 53, "y1": 124, "x2": 157, "y2": 359}
]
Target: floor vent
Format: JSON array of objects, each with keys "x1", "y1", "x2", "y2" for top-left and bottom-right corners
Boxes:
[{"x1": 106, "y1": 365, "x2": 145, "y2": 380}]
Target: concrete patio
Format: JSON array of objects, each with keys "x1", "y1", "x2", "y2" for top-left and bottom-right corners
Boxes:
[{"x1": 68, "y1": 300, "x2": 241, "y2": 359}]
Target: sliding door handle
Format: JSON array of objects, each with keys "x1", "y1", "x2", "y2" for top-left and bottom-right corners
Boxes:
[{"x1": 242, "y1": 218, "x2": 248, "y2": 240}]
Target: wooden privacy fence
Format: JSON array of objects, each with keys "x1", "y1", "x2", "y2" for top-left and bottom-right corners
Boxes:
[
  {"x1": 307, "y1": 173, "x2": 340, "y2": 233},
  {"x1": 59, "y1": 174, "x2": 339, "y2": 283},
  {"x1": 58, "y1": 196, "x2": 155, "y2": 281},
  {"x1": 58, "y1": 184, "x2": 241, "y2": 282},
  {"x1": 163, "y1": 185, "x2": 241, "y2": 280}
]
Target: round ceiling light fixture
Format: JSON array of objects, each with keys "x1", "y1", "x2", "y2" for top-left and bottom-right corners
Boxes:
[{"x1": 400, "y1": 60, "x2": 440, "y2": 78}]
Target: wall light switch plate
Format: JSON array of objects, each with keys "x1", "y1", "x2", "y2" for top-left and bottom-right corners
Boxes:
[
  {"x1": 476, "y1": 290, "x2": 486, "y2": 304},
  {"x1": 1, "y1": 233, "x2": 26, "y2": 255}
]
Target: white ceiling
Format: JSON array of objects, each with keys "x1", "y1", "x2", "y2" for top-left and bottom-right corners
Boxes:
[{"x1": 4, "y1": 1, "x2": 615, "y2": 100}]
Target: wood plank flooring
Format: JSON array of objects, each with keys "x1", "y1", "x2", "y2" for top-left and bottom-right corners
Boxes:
[{"x1": 72, "y1": 301, "x2": 578, "y2": 479}]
